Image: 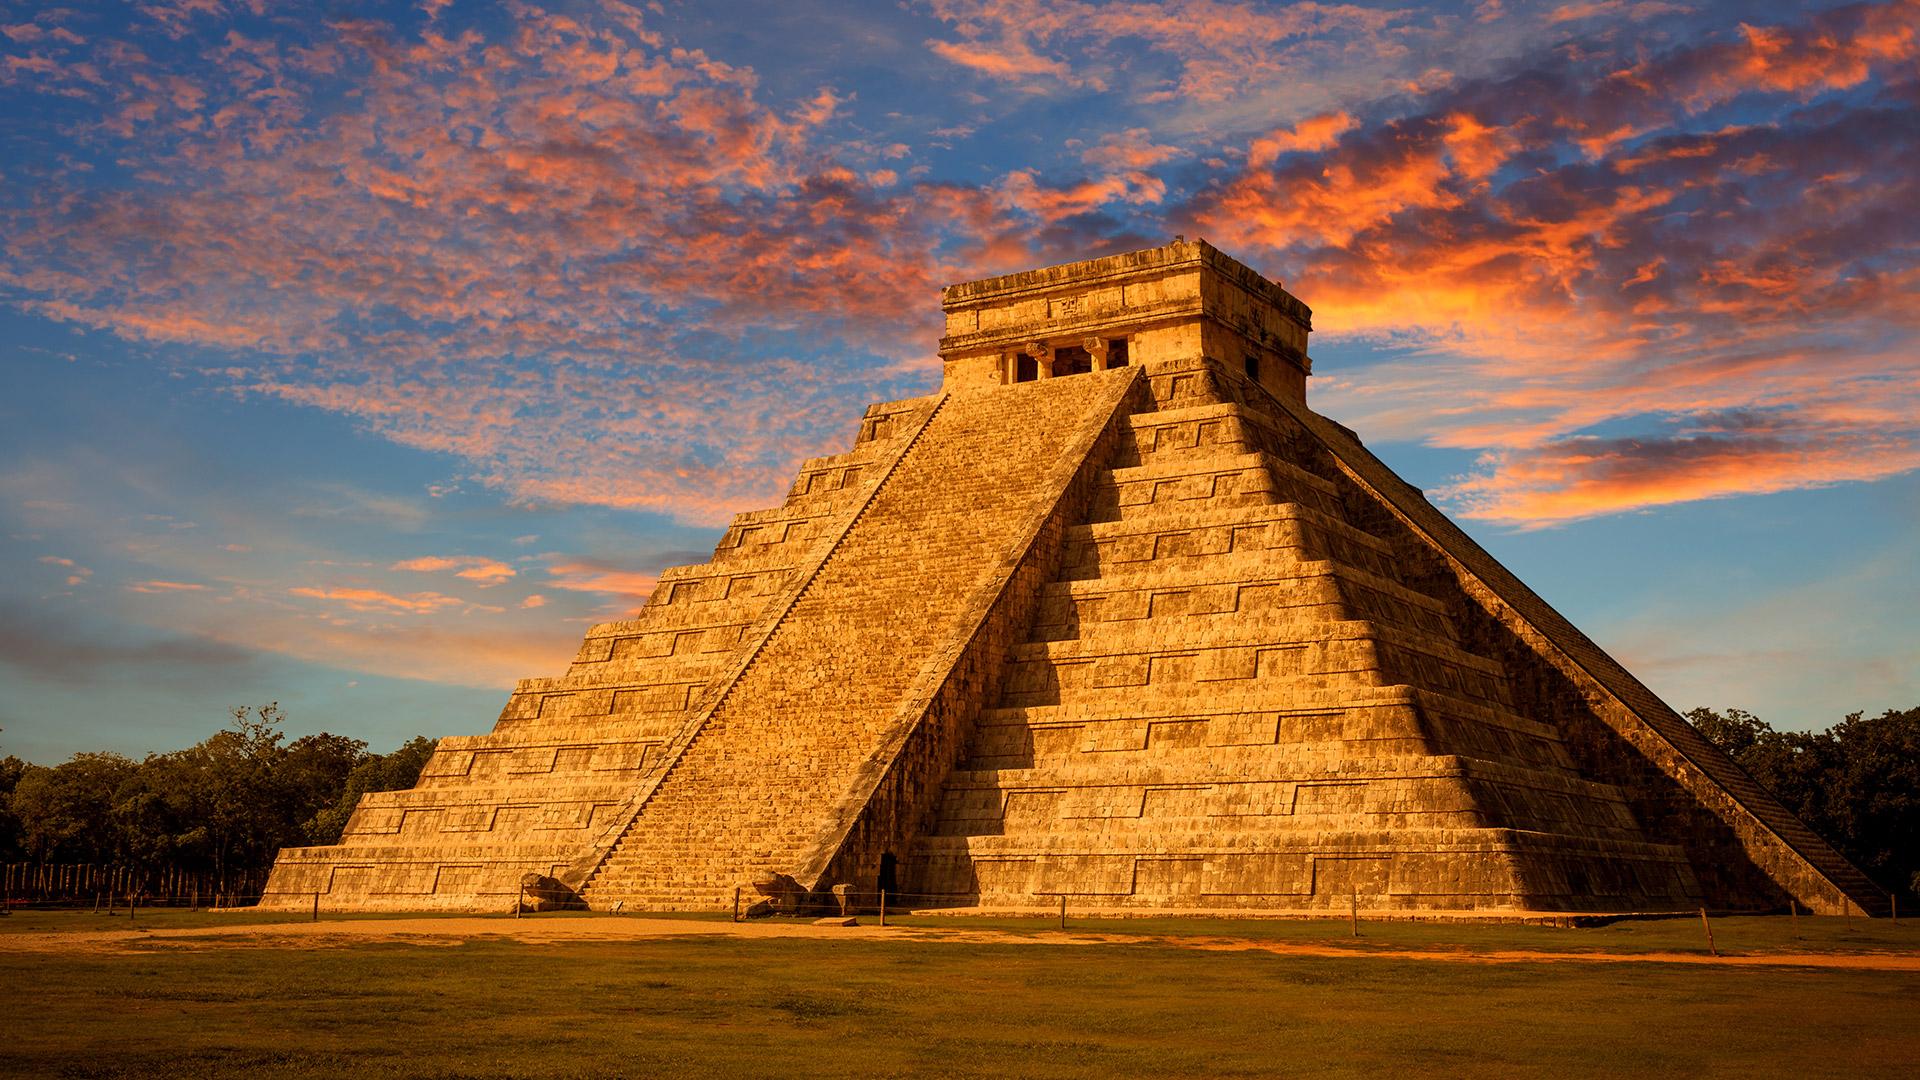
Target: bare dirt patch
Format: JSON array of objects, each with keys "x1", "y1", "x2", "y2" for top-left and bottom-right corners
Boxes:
[{"x1": 6, "y1": 914, "x2": 1917, "y2": 970}]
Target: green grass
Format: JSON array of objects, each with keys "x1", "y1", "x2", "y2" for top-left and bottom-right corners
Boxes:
[{"x1": 3, "y1": 912, "x2": 1915, "y2": 1078}]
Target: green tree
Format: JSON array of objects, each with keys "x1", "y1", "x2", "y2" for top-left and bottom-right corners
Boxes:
[
  {"x1": 1818, "y1": 708, "x2": 1920, "y2": 895},
  {"x1": 9, "y1": 752, "x2": 138, "y2": 863},
  {"x1": 148, "y1": 704, "x2": 373, "y2": 874},
  {"x1": 303, "y1": 735, "x2": 438, "y2": 845},
  {"x1": 3, "y1": 705, "x2": 438, "y2": 878},
  {"x1": 1689, "y1": 705, "x2": 1919, "y2": 903},
  {"x1": 0, "y1": 755, "x2": 28, "y2": 861}
]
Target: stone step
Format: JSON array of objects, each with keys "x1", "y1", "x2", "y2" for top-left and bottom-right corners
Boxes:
[{"x1": 582, "y1": 374, "x2": 1137, "y2": 896}]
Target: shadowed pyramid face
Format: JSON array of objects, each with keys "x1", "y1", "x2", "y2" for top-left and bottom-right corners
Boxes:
[{"x1": 261, "y1": 243, "x2": 1886, "y2": 919}]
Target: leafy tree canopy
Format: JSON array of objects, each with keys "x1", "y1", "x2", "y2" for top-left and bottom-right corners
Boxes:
[
  {"x1": 1688, "y1": 705, "x2": 1919, "y2": 902},
  {"x1": 0, "y1": 705, "x2": 435, "y2": 872}
]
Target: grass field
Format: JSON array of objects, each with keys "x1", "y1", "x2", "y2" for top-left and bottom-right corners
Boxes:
[{"x1": 7, "y1": 910, "x2": 1917, "y2": 1078}]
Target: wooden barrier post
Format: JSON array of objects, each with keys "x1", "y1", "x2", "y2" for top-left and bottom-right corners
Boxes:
[
  {"x1": 732, "y1": 886, "x2": 740, "y2": 923},
  {"x1": 1699, "y1": 908, "x2": 1717, "y2": 957},
  {"x1": 1058, "y1": 894, "x2": 1066, "y2": 931},
  {"x1": 129, "y1": 893, "x2": 135, "y2": 924},
  {"x1": 311, "y1": 891, "x2": 319, "y2": 922},
  {"x1": 878, "y1": 889, "x2": 886, "y2": 928},
  {"x1": 1350, "y1": 887, "x2": 1359, "y2": 938},
  {"x1": 1790, "y1": 898, "x2": 1799, "y2": 937}
]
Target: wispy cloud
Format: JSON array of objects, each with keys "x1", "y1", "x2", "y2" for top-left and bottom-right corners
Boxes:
[
  {"x1": 390, "y1": 555, "x2": 517, "y2": 585},
  {"x1": 923, "y1": 0, "x2": 1407, "y2": 104},
  {"x1": 287, "y1": 585, "x2": 467, "y2": 616},
  {"x1": 38, "y1": 554, "x2": 92, "y2": 586},
  {"x1": 541, "y1": 558, "x2": 660, "y2": 602},
  {"x1": 0, "y1": 599, "x2": 256, "y2": 686},
  {"x1": 127, "y1": 579, "x2": 211, "y2": 593}
]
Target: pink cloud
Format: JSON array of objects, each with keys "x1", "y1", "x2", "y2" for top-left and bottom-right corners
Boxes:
[
  {"x1": 40, "y1": 555, "x2": 93, "y2": 586},
  {"x1": 128, "y1": 580, "x2": 211, "y2": 593},
  {"x1": 924, "y1": 0, "x2": 1404, "y2": 103},
  {"x1": 1549, "y1": 1, "x2": 1690, "y2": 25},
  {"x1": 1081, "y1": 128, "x2": 1189, "y2": 171}
]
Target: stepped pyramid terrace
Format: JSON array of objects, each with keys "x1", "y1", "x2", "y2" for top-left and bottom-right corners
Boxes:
[{"x1": 262, "y1": 240, "x2": 1890, "y2": 918}]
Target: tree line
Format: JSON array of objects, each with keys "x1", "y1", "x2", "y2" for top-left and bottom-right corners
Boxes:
[
  {"x1": 0, "y1": 704, "x2": 435, "y2": 879},
  {"x1": 1687, "y1": 705, "x2": 1918, "y2": 902}
]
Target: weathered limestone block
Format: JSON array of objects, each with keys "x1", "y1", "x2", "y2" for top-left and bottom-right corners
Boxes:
[
  {"x1": 518, "y1": 874, "x2": 581, "y2": 912},
  {"x1": 751, "y1": 871, "x2": 807, "y2": 915}
]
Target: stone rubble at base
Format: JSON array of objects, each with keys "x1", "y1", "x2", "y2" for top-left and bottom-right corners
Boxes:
[{"x1": 261, "y1": 240, "x2": 1888, "y2": 918}]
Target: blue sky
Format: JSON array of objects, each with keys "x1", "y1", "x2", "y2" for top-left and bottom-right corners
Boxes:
[{"x1": 2, "y1": 0, "x2": 1916, "y2": 761}]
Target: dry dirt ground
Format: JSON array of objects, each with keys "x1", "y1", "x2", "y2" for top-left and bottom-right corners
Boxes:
[{"x1": 7, "y1": 914, "x2": 1918, "y2": 970}]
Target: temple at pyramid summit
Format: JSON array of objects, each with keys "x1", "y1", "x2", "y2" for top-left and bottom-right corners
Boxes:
[{"x1": 263, "y1": 240, "x2": 1889, "y2": 917}]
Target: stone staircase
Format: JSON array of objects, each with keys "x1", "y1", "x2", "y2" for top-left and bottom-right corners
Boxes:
[
  {"x1": 259, "y1": 398, "x2": 937, "y2": 910},
  {"x1": 578, "y1": 370, "x2": 1141, "y2": 910}
]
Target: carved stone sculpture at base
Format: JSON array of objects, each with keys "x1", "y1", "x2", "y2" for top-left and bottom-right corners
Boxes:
[{"x1": 262, "y1": 241, "x2": 1890, "y2": 918}]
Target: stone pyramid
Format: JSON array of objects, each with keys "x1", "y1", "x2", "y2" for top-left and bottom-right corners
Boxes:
[{"x1": 264, "y1": 241, "x2": 1888, "y2": 916}]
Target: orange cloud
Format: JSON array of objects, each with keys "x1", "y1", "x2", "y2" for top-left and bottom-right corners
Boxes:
[
  {"x1": 541, "y1": 560, "x2": 659, "y2": 602},
  {"x1": 1081, "y1": 128, "x2": 1188, "y2": 171},
  {"x1": 390, "y1": 555, "x2": 517, "y2": 585},
  {"x1": 995, "y1": 169, "x2": 1164, "y2": 222},
  {"x1": 1247, "y1": 112, "x2": 1355, "y2": 167},
  {"x1": 1439, "y1": 421, "x2": 1920, "y2": 528},
  {"x1": 288, "y1": 585, "x2": 466, "y2": 615},
  {"x1": 926, "y1": 36, "x2": 1083, "y2": 89}
]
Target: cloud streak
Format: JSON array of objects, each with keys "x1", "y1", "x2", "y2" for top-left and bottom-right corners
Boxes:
[{"x1": 391, "y1": 555, "x2": 517, "y2": 585}]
